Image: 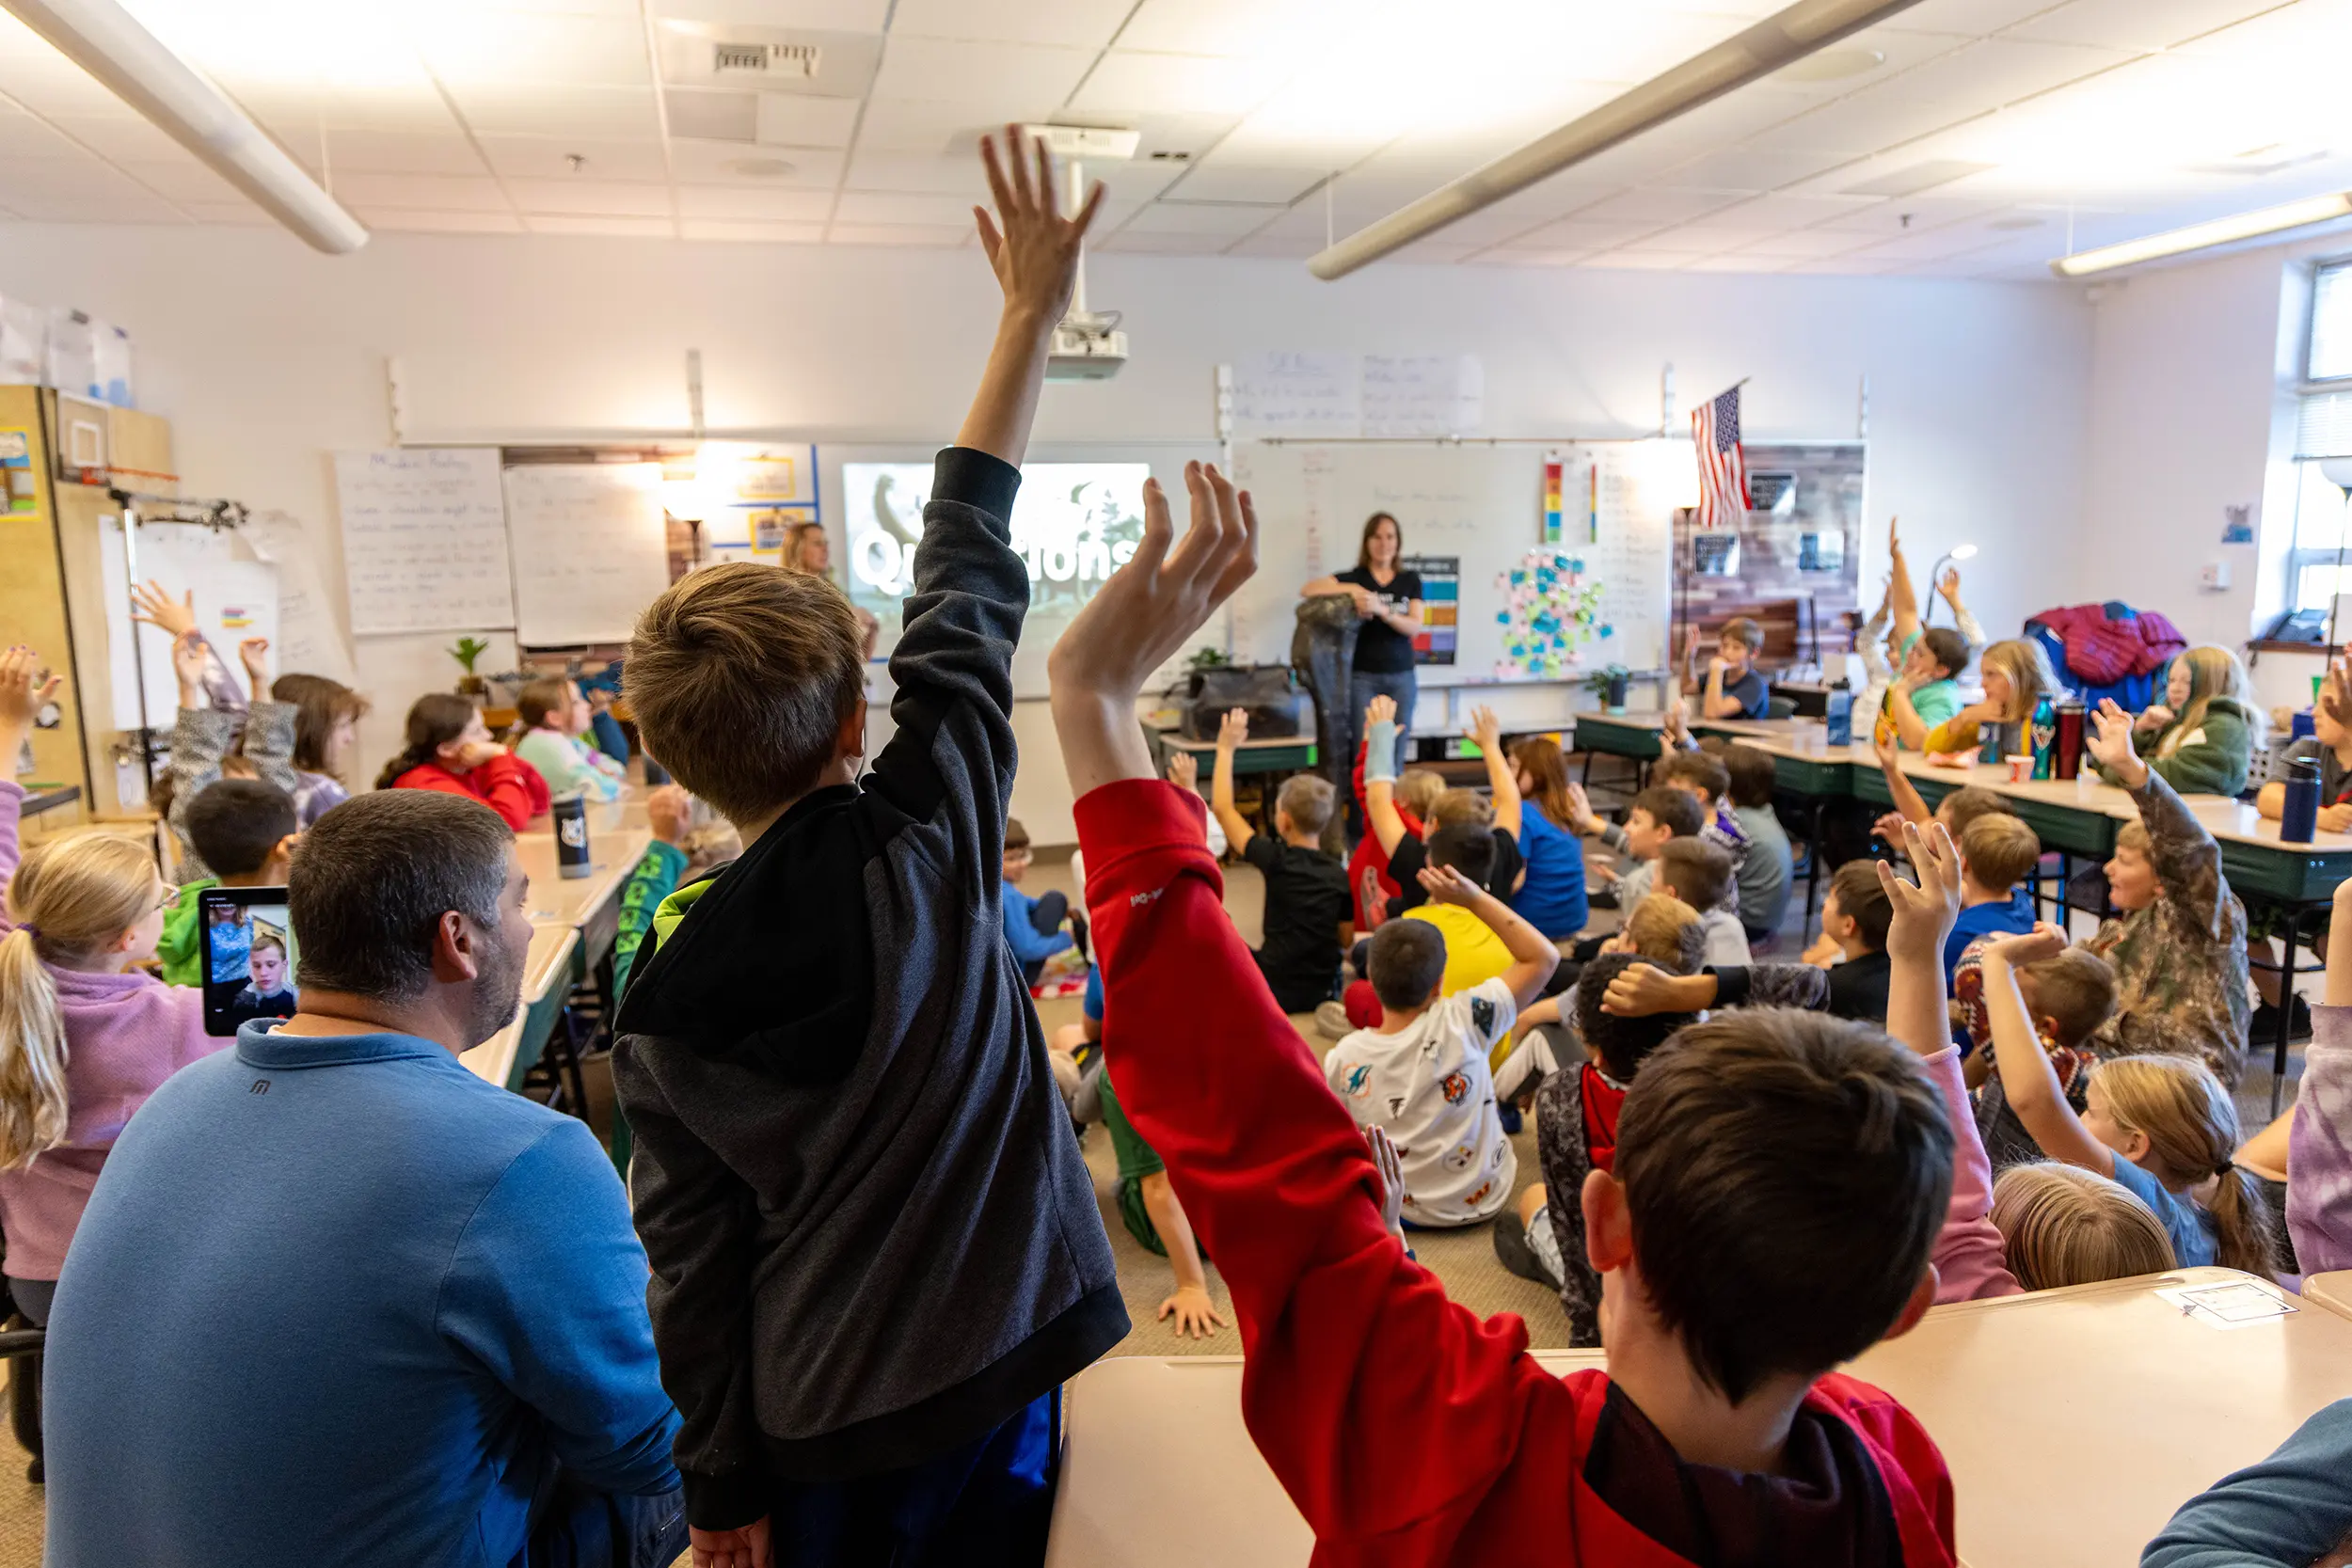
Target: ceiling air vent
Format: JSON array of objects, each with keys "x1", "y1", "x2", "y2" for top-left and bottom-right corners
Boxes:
[{"x1": 713, "y1": 40, "x2": 820, "y2": 78}]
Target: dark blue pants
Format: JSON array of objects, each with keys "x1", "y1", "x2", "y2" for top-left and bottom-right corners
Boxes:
[
  {"x1": 1348, "y1": 667, "x2": 1418, "y2": 775},
  {"x1": 769, "y1": 1391, "x2": 1059, "y2": 1568},
  {"x1": 519, "y1": 1469, "x2": 687, "y2": 1568}
]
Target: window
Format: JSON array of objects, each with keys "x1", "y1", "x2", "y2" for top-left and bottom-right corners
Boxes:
[{"x1": 2283, "y1": 260, "x2": 2352, "y2": 610}]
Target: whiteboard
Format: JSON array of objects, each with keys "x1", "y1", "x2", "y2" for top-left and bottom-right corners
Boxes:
[
  {"x1": 334, "y1": 449, "x2": 516, "y2": 635},
  {"x1": 98, "y1": 517, "x2": 281, "y2": 731},
  {"x1": 1227, "y1": 441, "x2": 1675, "y2": 687},
  {"x1": 502, "y1": 463, "x2": 670, "y2": 646}
]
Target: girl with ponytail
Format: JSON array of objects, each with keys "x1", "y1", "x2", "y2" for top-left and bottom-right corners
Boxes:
[
  {"x1": 377, "y1": 691, "x2": 548, "y2": 831},
  {"x1": 1981, "y1": 923, "x2": 2275, "y2": 1275},
  {"x1": 0, "y1": 645, "x2": 219, "y2": 1325}
]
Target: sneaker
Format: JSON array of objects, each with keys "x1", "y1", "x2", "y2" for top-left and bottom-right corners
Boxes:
[
  {"x1": 1314, "y1": 1000, "x2": 1354, "y2": 1040},
  {"x1": 1498, "y1": 1102, "x2": 1523, "y2": 1136}
]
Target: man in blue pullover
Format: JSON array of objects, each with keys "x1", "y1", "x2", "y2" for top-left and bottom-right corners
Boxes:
[{"x1": 41, "y1": 789, "x2": 687, "y2": 1568}]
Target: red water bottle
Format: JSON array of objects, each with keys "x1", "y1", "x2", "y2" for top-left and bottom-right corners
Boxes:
[{"x1": 2054, "y1": 701, "x2": 2086, "y2": 780}]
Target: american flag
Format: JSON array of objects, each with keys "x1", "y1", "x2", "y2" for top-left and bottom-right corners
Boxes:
[{"x1": 1691, "y1": 383, "x2": 1749, "y2": 531}]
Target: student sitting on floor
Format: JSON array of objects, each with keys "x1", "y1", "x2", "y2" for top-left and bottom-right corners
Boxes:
[
  {"x1": 1323, "y1": 865, "x2": 1558, "y2": 1229},
  {"x1": 1804, "y1": 860, "x2": 1895, "y2": 1022},
  {"x1": 1099, "y1": 1057, "x2": 1226, "y2": 1339},
  {"x1": 2142, "y1": 1398, "x2": 2352, "y2": 1568},
  {"x1": 1650, "y1": 737, "x2": 1750, "y2": 900},
  {"x1": 1506, "y1": 950, "x2": 1700, "y2": 1338},
  {"x1": 612, "y1": 133, "x2": 1127, "y2": 1566},
  {"x1": 154, "y1": 778, "x2": 297, "y2": 988},
  {"x1": 1990, "y1": 1164, "x2": 2175, "y2": 1291},
  {"x1": 1329, "y1": 823, "x2": 1530, "y2": 1036},
  {"x1": 1051, "y1": 461, "x2": 1961, "y2": 1567},
  {"x1": 1504, "y1": 734, "x2": 1589, "y2": 941},
  {"x1": 1873, "y1": 727, "x2": 2021, "y2": 850},
  {"x1": 378, "y1": 692, "x2": 549, "y2": 832},
  {"x1": 1722, "y1": 745, "x2": 1792, "y2": 944},
  {"x1": 1364, "y1": 698, "x2": 1528, "y2": 916},
  {"x1": 1001, "y1": 816, "x2": 1084, "y2": 988},
  {"x1": 1653, "y1": 838, "x2": 1749, "y2": 968},
  {"x1": 151, "y1": 626, "x2": 299, "y2": 880},
  {"x1": 1979, "y1": 925, "x2": 2274, "y2": 1274},
  {"x1": 1951, "y1": 938, "x2": 2115, "y2": 1153},
  {"x1": 2104, "y1": 643, "x2": 2263, "y2": 800},
  {"x1": 41, "y1": 789, "x2": 686, "y2": 1568},
  {"x1": 1945, "y1": 812, "x2": 2042, "y2": 980},
  {"x1": 1497, "y1": 895, "x2": 1706, "y2": 1107},
  {"x1": 1211, "y1": 708, "x2": 1352, "y2": 1014},
  {"x1": 0, "y1": 646, "x2": 220, "y2": 1331},
  {"x1": 1563, "y1": 782, "x2": 1702, "y2": 923},
  {"x1": 1344, "y1": 713, "x2": 1442, "y2": 932},
  {"x1": 512, "y1": 675, "x2": 628, "y2": 803}
]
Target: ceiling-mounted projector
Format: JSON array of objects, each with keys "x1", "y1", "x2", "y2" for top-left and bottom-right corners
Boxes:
[{"x1": 1024, "y1": 122, "x2": 1132, "y2": 382}]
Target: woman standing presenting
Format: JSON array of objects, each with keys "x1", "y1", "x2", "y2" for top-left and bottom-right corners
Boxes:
[
  {"x1": 787, "y1": 519, "x2": 880, "y2": 657},
  {"x1": 1303, "y1": 511, "x2": 1422, "y2": 775}
]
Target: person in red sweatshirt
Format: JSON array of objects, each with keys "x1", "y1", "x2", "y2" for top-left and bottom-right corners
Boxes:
[
  {"x1": 1042, "y1": 458, "x2": 1964, "y2": 1568},
  {"x1": 374, "y1": 692, "x2": 548, "y2": 832}
]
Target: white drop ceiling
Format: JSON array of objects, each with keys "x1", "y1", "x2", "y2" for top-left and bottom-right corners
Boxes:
[{"x1": 0, "y1": 0, "x2": 2347, "y2": 277}]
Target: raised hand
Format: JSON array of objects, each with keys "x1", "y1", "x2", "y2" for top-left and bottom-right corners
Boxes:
[
  {"x1": 1984, "y1": 921, "x2": 2071, "y2": 968},
  {"x1": 1874, "y1": 819, "x2": 1961, "y2": 967},
  {"x1": 646, "y1": 783, "x2": 692, "y2": 847},
  {"x1": 974, "y1": 124, "x2": 1104, "y2": 327},
  {"x1": 1165, "y1": 751, "x2": 1199, "y2": 792},
  {"x1": 1364, "y1": 692, "x2": 1396, "y2": 728},
  {"x1": 129, "y1": 579, "x2": 198, "y2": 640},
  {"x1": 1156, "y1": 1285, "x2": 1225, "y2": 1339},
  {"x1": 1365, "y1": 1125, "x2": 1406, "y2": 1240},
  {"x1": 1565, "y1": 780, "x2": 1600, "y2": 834},
  {"x1": 2086, "y1": 698, "x2": 2144, "y2": 785},
  {"x1": 1874, "y1": 730, "x2": 1900, "y2": 771},
  {"x1": 0, "y1": 644, "x2": 61, "y2": 733},
  {"x1": 1416, "y1": 863, "x2": 1482, "y2": 908},
  {"x1": 2325, "y1": 655, "x2": 2352, "y2": 731},
  {"x1": 170, "y1": 630, "x2": 209, "y2": 700},
  {"x1": 1216, "y1": 706, "x2": 1249, "y2": 749},
  {"x1": 237, "y1": 636, "x2": 270, "y2": 688},
  {"x1": 1467, "y1": 705, "x2": 1502, "y2": 752}
]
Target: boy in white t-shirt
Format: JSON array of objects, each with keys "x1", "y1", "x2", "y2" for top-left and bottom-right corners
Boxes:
[{"x1": 1323, "y1": 864, "x2": 1559, "y2": 1227}]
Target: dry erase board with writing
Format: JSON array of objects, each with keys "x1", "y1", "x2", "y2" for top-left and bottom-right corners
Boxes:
[
  {"x1": 1228, "y1": 441, "x2": 1673, "y2": 685},
  {"x1": 333, "y1": 449, "x2": 516, "y2": 635},
  {"x1": 501, "y1": 463, "x2": 670, "y2": 646}
]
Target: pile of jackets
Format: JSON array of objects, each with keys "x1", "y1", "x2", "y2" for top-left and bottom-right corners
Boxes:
[{"x1": 2026, "y1": 601, "x2": 2188, "y2": 713}]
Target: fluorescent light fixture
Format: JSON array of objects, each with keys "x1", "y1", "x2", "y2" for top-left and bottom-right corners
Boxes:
[
  {"x1": 1306, "y1": 0, "x2": 1932, "y2": 281},
  {"x1": 1952, "y1": 543, "x2": 1979, "y2": 561},
  {"x1": 2, "y1": 0, "x2": 366, "y2": 255},
  {"x1": 2049, "y1": 192, "x2": 2352, "y2": 278}
]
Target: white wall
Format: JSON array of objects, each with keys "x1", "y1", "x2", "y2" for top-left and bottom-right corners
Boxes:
[{"x1": 0, "y1": 223, "x2": 2092, "y2": 842}]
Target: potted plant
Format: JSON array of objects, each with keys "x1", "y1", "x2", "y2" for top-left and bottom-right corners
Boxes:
[
  {"x1": 449, "y1": 636, "x2": 493, "y2": 698},
  {"x1": 1584, "y1": 662, "x2": 1631, "y2": 714}
]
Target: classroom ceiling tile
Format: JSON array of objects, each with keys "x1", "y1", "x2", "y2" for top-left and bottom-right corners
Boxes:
[
  {"x1": 1389, "y1": 238, "x2": 1478, "y2": 265},
  {"x1": 1065, "y1": 50, "x2": 1289, "y2": 119},
  {"x1": 1095, "y1": 228, "x2": 1229, "y2": 253},
  {"x1": 1878, "y1": 0, "x2": 2074, "y2": 38},
  {"x1": 179, "y1": 198, "x2": 271, "y2": 225},
  {"x1": 853, "y1": 98, "x2": 1013, "y2": 155},
  {"x1": 870, "y1": 39, "x2": 1093, "y2": 105},
  {"x1": 523, "y1": 212, "x2": 674, "y2": 235},
  {"x1": 1615, "y1": 224, "x2": 1778, "y2": 255},
  {"x1": 1495, "y1": 217, "x2": 1653, "y2": 253},
  {"x1": 8, "y1": 188, "x2": 187, "y2": 222},
  {"x1": 1563, "y1": 187, "x2": 1746, "y2": 226},
  {"x1": 1810, "y1": 195, "x2": 2001, "y2": 233},
  {"x1": 755, "y1": 92, "x2": 861, "y2": 149},
  {"x1": 1482, "y1": 247, "x2": 1597, "y2": 267},
  {"x1": 1078, "y1": 158, "x2": 1192, "y2": 203},
  {"x1": 675, "y1": 183, "x2": 832, "y2": 219},
  {"x1": 832, "y1": 189, "x2": 978, "y2": 226},
  {"x1": 272, "y1": 85, "x2": 465, "y2": 136},
  {"x1": 650, "y1": 0, "x2": 890, "y2": 29},
  {"x1": 1121, "y1": 199, "x2": 1282, "y2": 235},
  {"x1": 1581, "y1": 250, "x2": 1711, "y2": 271},
  {"x1": 0, "y1": 56, "x2": 146, "y2": 117},
  {"x1": 330, "y1": 172, "x2": 516, "y2": 211},
  {"x1": 1115, "y1": 0, "x2": 1343, "y2": 58},
  {"x1": 115, "y1": 157, "x2": 244, "y2": 203},
  {"x1": 419, "y1": 12, "x2": 652, "y2": 87},
  {"x1": 1731, "y1": 228, "x2": 1878, "y2": 259},
  {"x1": 507, "y1": 177, "x2": 673, "y2": 216},
  {"x1": 1654, "y1": 146, "x2": 1856, "y2": 194},
  {"x1": 0, "y1": 112, "x2": 90, "y2": 161},
  {"x1": 363, "y1": 207, "x2": 527, "y2": 233},
  {"x1": 1160, "y1": 163, "x2": 1326, "y2": 205},
  {"x1": 477, "y1": 135, "x2": 668, "y2": 182},
  {"x1": 669, "y1": 138, "x2": 843, "y2": 185},
  {"x1": 889, "y1": 0, "x2": 1135, "y2": 49},
  {"x1": 441, "y1": 84, "x2": 662, "y2": 139},
  {"x1": 839, "y1": 150, "x2": 983, "y2": 195},
  {"x1": 1683, "y1": 253, "x2": 1783, "y2": 272},
  {"x1": 825, "y1": 221, "x2": 968, "y2": 245},
  {"x1": 1224, "y1": 231, "x2": 1325, "y2": 259},
  {"x1": 1710, "y1": 191, "x2": 1883, "y2": 227},
  {"x1": 326, "y1": 129, "x2": 489, "y2": 177},
  {"x1": 41, "y1": 113, "x2": 196, "y2": 164},
  {"x1": 1891, "y1": 37, "x2": 2133, "y2": 105},
  {"x1": 2007, "y1": 0, "x2": 2283, "y2": 52},
  {"x1": 680, "y1": 217, "x2": 827, "y2": 241}
]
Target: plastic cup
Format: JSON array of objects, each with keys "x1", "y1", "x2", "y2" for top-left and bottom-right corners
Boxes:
[{"x1": 2006, "y1": 754, "x2": 2033, "y2": 784}]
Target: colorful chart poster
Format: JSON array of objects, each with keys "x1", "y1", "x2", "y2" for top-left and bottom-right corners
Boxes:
[{"x1": 1400, "y1": 553, "x2": 1458, "y2": 666}]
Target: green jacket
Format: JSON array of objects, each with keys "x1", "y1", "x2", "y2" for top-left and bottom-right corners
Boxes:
[
  {"x1": 155, "y1": 875, "x2": 221, "y2": 988},
  {"x1": 2100, "y1": 696, "x2": 2258, "y2": 798},
  {"x1": 610, "y1": 840, "x2": 690, "y2": 999}
]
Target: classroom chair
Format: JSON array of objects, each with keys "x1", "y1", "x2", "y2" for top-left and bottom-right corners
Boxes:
[{"x1": 1765, "y1": 695, "x2": 1798, "y2": 720}]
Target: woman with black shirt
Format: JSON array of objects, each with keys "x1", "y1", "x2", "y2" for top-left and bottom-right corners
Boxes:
[{"x1": 1303, "y1": 511, "x2": 1422, "y2": 776}]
